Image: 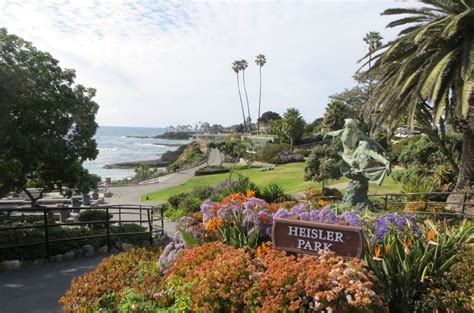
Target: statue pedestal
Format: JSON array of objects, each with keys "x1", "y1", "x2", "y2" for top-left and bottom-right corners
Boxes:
[{"x1": 342, "y1": 180, "x2": 373, "y2": 210}]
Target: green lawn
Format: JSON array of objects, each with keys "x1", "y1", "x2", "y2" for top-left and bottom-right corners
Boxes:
[{"x1": 141, "y1": 162, "x2": 402, "y2": 202}]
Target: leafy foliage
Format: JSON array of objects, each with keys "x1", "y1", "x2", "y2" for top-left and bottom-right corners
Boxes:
[
  {"x1": 261, "y1": 183, "x2": 291, "y2": 203},
  {"x1": 77, "y1": 209, "x2": 113, "y2": 229},
  {"x1": 0, "y1": 28, "x2": 99, "y2": 200},
  {"x1": 304, "y1": 140, "x2": 343, "y2": 182},
  {"x1": 59, "y1": 248, "x2": 162, "y2": 312},
  {"x1": 365, "y1": 217, "x2": 473, "y2": 312}
]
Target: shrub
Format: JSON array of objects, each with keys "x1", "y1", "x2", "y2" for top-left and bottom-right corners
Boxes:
[
  {"x1": 245, "y1": 248, "x2": 384, "y2": 312},
  {"x1": 0, "y1": 224, "x2": 148, "y2": 261},
  {"x1": 254, "y1": 143, "x2": 289, "y2": 164},
  {"x1": 189, "y1": 184, "x2": 215, "y2": 200},
  {"x1": 59, "y1": 248, "x2": 162, "y2": 312},
  {"x1": 163, "y1": 242, "x2": 253, "y2": 312},
  {"x1": 365, "y1": 216, "x2": 472, "y2": 312},
  {"x1": 261, "y1": 183, "x2": 290, "y2": 203},
  {"x1": 195, "y1": 166, "x2": 229, "y2": 176},
  {"x1": 223, "y1": 177, "x2": 260, "y2": 197},
  {"x1": 78, "y1": 209, "x2": 113, "y2": 229},
  {"x1": 167, "y1": 192, "x2": 188, "y2": 208}
]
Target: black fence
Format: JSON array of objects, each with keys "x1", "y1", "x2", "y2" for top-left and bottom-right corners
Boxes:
[
  {"x1": 317, "y1": 191, "x2": 473, "y2": 218},
  {"x1": 0, "y1": 204, "x2": 164, "y2": 261}
]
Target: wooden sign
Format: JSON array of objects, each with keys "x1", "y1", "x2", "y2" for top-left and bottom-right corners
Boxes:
[{"x1": 271, "y1": 218, "x2": 364, "y2": 258}]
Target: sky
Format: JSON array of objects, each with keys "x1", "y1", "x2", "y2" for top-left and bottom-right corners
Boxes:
[{"x1": 1, "y1": 0, "x2": 415, "y2": 128}]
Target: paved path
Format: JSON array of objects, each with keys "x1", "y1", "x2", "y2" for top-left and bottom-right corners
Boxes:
[
  {"x1": 107, "y1": 148, "x2": 221, "y2": 206},
  {"x1": 0, "y1": 255, "x2": 106, "y2": 313}
]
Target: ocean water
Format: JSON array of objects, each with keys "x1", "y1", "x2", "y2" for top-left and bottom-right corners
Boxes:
[{"x1": 83, "y1": 126, "x2": 191, "y2": 179}]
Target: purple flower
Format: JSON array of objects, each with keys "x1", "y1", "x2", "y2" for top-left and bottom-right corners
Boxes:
[
  {"x1": 339, "y1": 210, "x2": 362, "y2": 227},
  {"x1": 159, "y1": 232, "x2": 185, "y2": 271},
  {"x1": 216, "y1": 179, "x2": 237, "y2": 191},
  {"x1": 200, "y1": 199, "x2": 217, "y2": 222},
  {"x1": 373, "y1": 213, "x2": 419, "y2": 240},
  {"x1": 272, "y1": 208, "x2": 289, "y2": 219},
  {"x1": 243, "y1": 197, "x2": 268, "y2": 210}
]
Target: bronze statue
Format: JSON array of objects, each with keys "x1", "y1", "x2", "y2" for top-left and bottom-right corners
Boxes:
[{"x1": 326, "y1": 119, "x2": 390, "y2": 209}]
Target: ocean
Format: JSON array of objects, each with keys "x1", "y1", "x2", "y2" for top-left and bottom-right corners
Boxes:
[{"x1": 83, "y1": 126, "x2": 191, "y2": 179}]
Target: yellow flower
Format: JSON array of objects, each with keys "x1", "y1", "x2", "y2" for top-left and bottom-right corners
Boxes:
[{"x1": 246, "y1": 189, "x2": 256, "y2": 198}]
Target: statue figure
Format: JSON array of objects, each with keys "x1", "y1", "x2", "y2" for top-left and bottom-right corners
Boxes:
[{"x1": 325, "y1": 119, "x2": 390, "y2": 209}]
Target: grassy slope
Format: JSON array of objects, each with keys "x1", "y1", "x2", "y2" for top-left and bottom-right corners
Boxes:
[{"x1": 141, "y1": 162, "x2": 401, "y2": 202}]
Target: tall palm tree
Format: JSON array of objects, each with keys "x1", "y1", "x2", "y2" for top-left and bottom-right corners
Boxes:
[
  {"x1": 255, "y1": 54, "x2": 266, "y2": 134},
  {"x1": 239, "y1": 59, "x2": 252, "y2": 133},
  {"x1": 232, "y1": 60, "x2": 247, "y2": 132},
  {"x1": 363, "y1": 0, "x2": 473, "y2": 194},
  {"x1": 363, "y1": 31, "x2": 383, "y2": 70}
]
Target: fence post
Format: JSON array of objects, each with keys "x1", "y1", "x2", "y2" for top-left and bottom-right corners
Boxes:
[
  {"x1": 140, "y1": 207, "x2": 143, "y2": 227},
  {"x1": 106, "y1": 207, "x2": 110, "y2": 252},
  {"x1": 147, "y1": 209, "x2": 153, "y2": 246},
  {"x1": 43, "y1": 208, "x2": 51, "y2": 261},
  {"x1": 119, "y1": 207, "x2": 122, "y2": 227},
  {"x1": 384, "y1": 194, "x2": 388, "y2": 211},
  {"x1": 461, "y1": 192, "x2": 468, "y2": 215},
  {"x1": 424, "y1": 193, "x2": 428, "y2": 211},
  {"x1": 160, "y1": 205, "x2": 164, "y2": 236}
]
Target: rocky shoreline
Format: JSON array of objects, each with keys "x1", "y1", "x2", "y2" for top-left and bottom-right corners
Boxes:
[
  {"x1": 126, "y1": 131, "x2": 193, "y2": 140},
  {"x1": 103, "y1": 142, "x2": 193, "y2": 169}
]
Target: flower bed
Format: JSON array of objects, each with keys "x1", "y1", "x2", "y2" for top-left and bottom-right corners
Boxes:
[{"x1": 61, "y1": 191, "x2": 473, "y2": 312}]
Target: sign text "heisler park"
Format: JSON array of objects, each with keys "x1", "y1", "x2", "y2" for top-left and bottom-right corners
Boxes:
[{"x1": 272, "y1": 218, "x2": 364, "y2": 258}]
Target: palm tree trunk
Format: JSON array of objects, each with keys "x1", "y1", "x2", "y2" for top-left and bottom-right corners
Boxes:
[
  {"x1": 454, "y1": 96, "x2": 474, "y2": 192},
  {"x1": 242, "y1": 70, "x2": 251, "y2": 133},
  {"x1": 257, "y1": 66, "x2": 262, "y2": 134},
  {"x1": 449, "y1": 95, "x2": 474, "y2": 213},
  {"x1": 236, "y1": 73, "x2": 247, "y2": 132}
]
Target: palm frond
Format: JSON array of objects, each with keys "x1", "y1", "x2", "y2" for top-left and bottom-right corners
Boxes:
[{"x1": 387, "y1": 16, "x2": 433, "y2": 28}]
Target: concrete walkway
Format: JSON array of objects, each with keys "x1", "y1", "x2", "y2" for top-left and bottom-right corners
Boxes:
[
  {"x1": 107, "y1": 148, "x2": 221, "y2": 206},
  {"x1": 0, "y1": 255, "x2": 105, "y2": 313}
]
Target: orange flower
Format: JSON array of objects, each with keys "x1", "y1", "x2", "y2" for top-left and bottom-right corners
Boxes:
[
  {"x1": 269, "y1": 203, "x2": 280, "y2": 213},
  {"x1": 205, "y1": 217, "x2": 222, "y2": 232},
  {"x1": 374, "y1": 246, "x2": 381, "y2": 258},
  {"x1": 384, "y1": 243, "x2": 391, "y2": 254},
  {"x1": 403, "y1": 238, "x2": 412, "y2": 255},
  {"x1": 372, "y1": 245, "x2": 382, "y2": 261},
  {"x1": 260, "y1": 214, "x2": 270, "y2": 223},
  {"x1": 246, "y1": 189, "x2": 256, "y2": 198},
  {"x1": 256, "y1": 242, "x2": 269, "y2": 257},
  {"x1": 426, "y1": 229, "x2": 435, "y2": 241},
  {"x1": 318, "y1": 199, "x2": 329, "y2": 207}
]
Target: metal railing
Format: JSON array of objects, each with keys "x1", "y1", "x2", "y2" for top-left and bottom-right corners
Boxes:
[
  {"x1": 315, "y1": 191, "x2": 473, "y2": 218},
  {"x1": 0, "y1": 204, "x2": 164, "y2": 261}
]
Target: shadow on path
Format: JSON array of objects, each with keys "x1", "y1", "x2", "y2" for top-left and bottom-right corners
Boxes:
[{"x1": 0, "y1": 255, "x2": 106, "y2": 313}]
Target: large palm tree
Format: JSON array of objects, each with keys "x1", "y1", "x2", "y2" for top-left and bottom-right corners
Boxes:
[
  {"x1": 363, "y1": 0, "x2": 473, "y2": 194},
  {"x1": 255, "y1": 54, "x2": 266, "y2": 134},
  {"x1": 239, "y1": 59, "x2": 252, "y2": 133},
  {"x1": 232, "y1": 60, "x2": 247, "y2": 132},
  {"x1": 363, "y1": 31, "x2": 383, "y2": 70}
]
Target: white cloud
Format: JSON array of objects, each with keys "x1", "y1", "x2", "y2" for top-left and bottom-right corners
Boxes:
[{"x1": 1, "y1": 0, "x2": 414, "y2": 127}]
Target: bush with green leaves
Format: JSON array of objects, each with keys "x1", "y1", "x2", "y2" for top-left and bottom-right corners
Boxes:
[
  {"x1": 260, "y1": 183, "x2": 291, "y2": 203},
  {"x1": 0, "y1": 223, "x2": 149, "y2": 261},
  {"x1": 78, "y1": 209, "x2": 113, "y2": 229},
  {"x1": 365, "y1": 216, "x2": 472, "y2": 312},
  {"x1": 222, "y1": 177, "x2": 260, "y2": 197},
  {"x1": 304, "y1": 140, "x2": 342, "y2": 183},
  {"x1": 254, "y1": 143, "x2": 289, "y2": 164}
]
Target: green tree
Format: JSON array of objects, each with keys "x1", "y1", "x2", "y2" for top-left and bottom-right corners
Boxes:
[
  {"x1": 0, "y1": 29, "x2": 99, "y2": 203},
  {"x1": 363, "y1": 0, "x2": 474, "y2": 193},
  {"x1": 255, "y1": 54, "x2": 266, "y2": 134},
  {"x1": 304, "y1": 141, "x2": 343, "y2": 189},
  {"x1": 281, "y1": 108, "x2": 306, "y2": 151},
  {"x1": 232, "y1": 60, "x2": 247, "y2": 132},
  {"x1": 322, "y1": 99, "x2": 356, "y2": 132}
]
